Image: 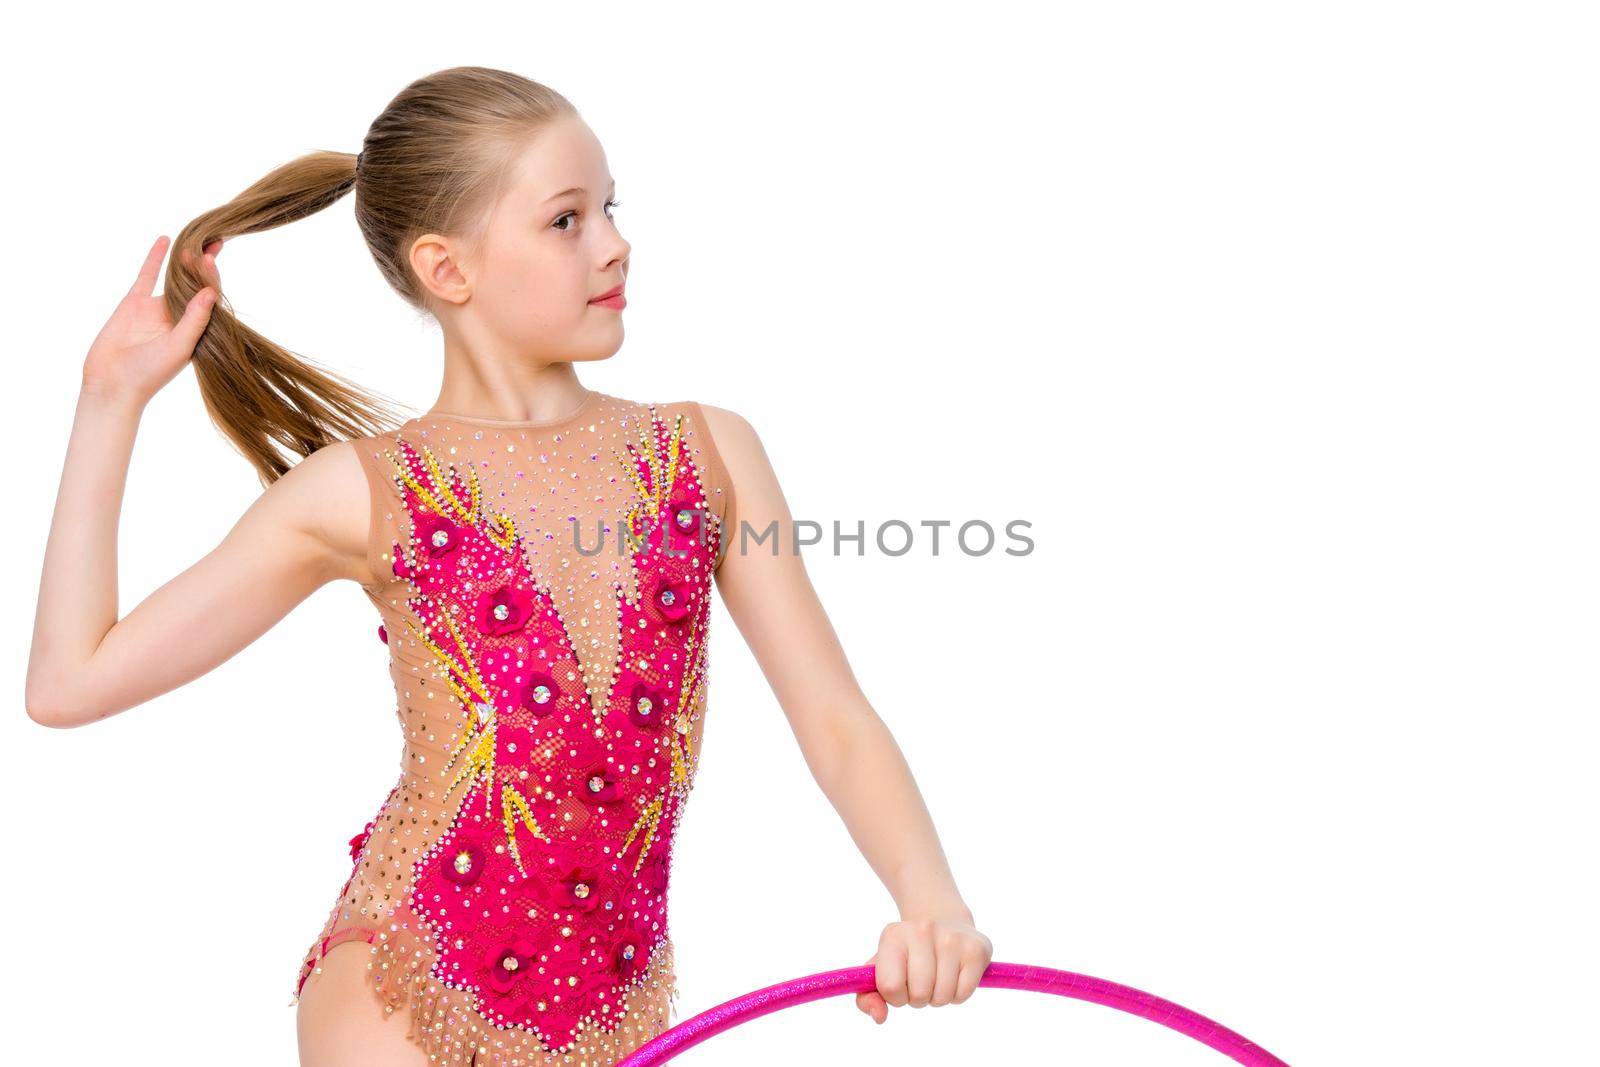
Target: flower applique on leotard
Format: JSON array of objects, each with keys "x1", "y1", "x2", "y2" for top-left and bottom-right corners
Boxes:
[{"x1": 292, "y1": 394, "x2": 735, "y2": 1066}]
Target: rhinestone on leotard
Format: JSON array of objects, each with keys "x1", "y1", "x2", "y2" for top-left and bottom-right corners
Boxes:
[{"x1": 295, "y1": 394, "x2": 726, "y2": 1066}]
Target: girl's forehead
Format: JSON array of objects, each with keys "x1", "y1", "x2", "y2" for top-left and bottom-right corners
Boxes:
[{"x1": 502, "y1": 121, "x2": 612, "y2": 202}]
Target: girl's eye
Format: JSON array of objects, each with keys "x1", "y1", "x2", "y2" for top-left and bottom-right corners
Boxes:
[{"x1": 553, "y1": 200, "x2": 622, "y2": 232}]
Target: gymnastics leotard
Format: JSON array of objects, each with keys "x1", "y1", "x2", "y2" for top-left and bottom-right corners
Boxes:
[{"x1": 292, "y1": 391, "x2": 735, "y2": 1065}]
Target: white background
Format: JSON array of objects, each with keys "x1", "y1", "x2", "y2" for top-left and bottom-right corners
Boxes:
[{"x1": 5, "y1": 2, "x2": 1596, "y2": 1064}]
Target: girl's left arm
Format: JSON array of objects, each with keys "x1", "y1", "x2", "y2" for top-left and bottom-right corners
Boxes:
[{"x1": 699, "y1": 404, "x2": 993, "y2": 1024}]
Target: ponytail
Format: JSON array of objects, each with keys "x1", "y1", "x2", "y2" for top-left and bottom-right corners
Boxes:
[{"x1": 165, "y1": 150, "x2": 405, "y2": 486}]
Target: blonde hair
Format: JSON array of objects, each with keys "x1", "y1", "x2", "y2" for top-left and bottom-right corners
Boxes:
[{"x1": 164, "y1": 66, "x2": 580, "y2": 485}]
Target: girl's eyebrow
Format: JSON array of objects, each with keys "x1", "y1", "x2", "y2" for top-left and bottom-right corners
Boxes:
[{"x1": 542, "y1": 180, "x2": 617, "y2": 204}]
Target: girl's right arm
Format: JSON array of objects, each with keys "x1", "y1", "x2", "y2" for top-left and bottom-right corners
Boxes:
[{"x1": 25, "y1": 235, "x2": 375, "y2": 729}]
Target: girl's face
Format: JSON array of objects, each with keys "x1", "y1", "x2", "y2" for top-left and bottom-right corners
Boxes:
[{"x1": 442, "y1": 115, "x2": 631, "y2": 364}]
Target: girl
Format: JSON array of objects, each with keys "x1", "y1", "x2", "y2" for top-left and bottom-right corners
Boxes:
[{"x1": 26, "y1": 66, "x2": 991, "y2": 1066}]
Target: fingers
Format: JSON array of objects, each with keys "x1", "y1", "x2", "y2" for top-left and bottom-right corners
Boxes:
[
  {"x1": 180, "y1": 246, "x2": 223, "y2": 289},
  {"x1": 931, "y1": 930, "x2": 962, "y2": 1006},
  {"x1": 856, "y1": 950, "x2": 887, "y2": 1024},
  {"x1": 856, "y1": 990, "x2": 886, "y2": 1024},
  {"x1": 954, "y1": 956, "x2": 983, "y2": 1005},
  {"x1": 875, "y1": 929, "x2": 909, "y2": 1008},
  {"x1": 168, "y1": 286, "x2": 218, "y2": 356},
  {"x1": 904, "y1": 923, "x2": 936, "y2": 1008},
  {"x1": 956, "y1": 932, "x2": 993, "y2": 1004},
  {"x1": 198, "y1": 241, "x2": 224, "y2": 288},
  {"x1": 130, "y1": 234, "x2": 169, "y2": 299},
  {"x1": 864, "y1": 921, "x2": 992, "y2": 1018}
]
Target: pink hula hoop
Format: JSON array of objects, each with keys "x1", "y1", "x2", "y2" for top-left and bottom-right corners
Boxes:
[{"x1": 616, "y1": 961, "x2": 1291, "y2": 1066}]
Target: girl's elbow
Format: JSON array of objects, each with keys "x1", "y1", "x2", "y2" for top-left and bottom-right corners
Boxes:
[
  {"x1": 25, "y1": 675, "x2": 93, "y2": 729},
  {"x1": 26, "y1": 697, "x2": 69, "y2": 728}
]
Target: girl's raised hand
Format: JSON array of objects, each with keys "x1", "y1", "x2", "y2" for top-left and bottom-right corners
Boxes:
[
  {"x1": 81, "y1": 234, "x2": 222, "y2": 407},
  {"x1": 857, "y1": 915, "x2": 994, "y2": 1023}
]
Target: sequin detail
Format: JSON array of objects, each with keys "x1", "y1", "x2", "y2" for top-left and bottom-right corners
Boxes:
[{"x1": 292, "y1": 397, "x2": 728, "y2": 1066}]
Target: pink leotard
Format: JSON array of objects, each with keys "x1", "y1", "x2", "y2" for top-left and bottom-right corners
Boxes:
[{"x1": 293, "y1": 391, "x2": 735, "y2": 1065}]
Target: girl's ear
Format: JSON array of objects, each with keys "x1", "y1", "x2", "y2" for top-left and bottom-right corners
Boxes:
[{"x1": 410, "y1": 233, "x2": 472, "y2": 307}]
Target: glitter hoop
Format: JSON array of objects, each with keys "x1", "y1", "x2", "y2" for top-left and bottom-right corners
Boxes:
[{"x1": 616, "y1": 961, "x2": 1291, "y2": 1066}]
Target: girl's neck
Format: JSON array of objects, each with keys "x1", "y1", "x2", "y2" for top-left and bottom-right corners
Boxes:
[{"x1": 426, "y1": 347, "x2": 593, "y2": 424}]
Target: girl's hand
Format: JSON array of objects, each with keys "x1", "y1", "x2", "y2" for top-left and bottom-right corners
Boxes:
[
  {"x1": 856, "y1": 915, "x2": 994, "y2": 1023},
  {"x1": 81, "y1": 234, "x2": 222, "y2": 407}
]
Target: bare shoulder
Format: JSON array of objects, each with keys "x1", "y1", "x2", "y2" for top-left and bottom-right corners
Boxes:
[
  {"x1": 650, "y1": 399, "x2": 764, "y2": 471},
  {"x1": 691, "y1": 403, "x2": 764, "y2": 465},
  {"x1": 658, "y1": 401, "x2": 772, "y2": 496},
  {"x1": 688, "y1": 405, "x2": 789, "y2": 538},
  {"x1": 261, "y1": 438, "x2": 378, "y2": 589}
]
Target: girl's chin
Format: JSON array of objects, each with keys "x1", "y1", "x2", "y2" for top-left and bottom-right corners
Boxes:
[{"x1": 567, "y1": 340, "x2": 623, "y2": 364}]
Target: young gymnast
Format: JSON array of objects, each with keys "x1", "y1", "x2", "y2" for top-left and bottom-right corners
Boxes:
[{"x1": 26, "y1": 65, "x2": 992, "y2": 1066}]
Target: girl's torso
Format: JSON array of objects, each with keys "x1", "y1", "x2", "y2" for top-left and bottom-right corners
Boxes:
[{"x1": 296, "y1": 390, "x2": 735, "y2": 1066}]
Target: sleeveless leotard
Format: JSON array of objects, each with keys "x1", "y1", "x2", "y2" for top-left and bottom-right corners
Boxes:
[{"x1": 292, "y1": 391, "x2": 735, "y2": 1065}]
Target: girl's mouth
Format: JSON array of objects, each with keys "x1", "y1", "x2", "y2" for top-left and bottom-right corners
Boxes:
[{"x1": 589, "y1": 284, "x2": 625, "y2": 309}]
